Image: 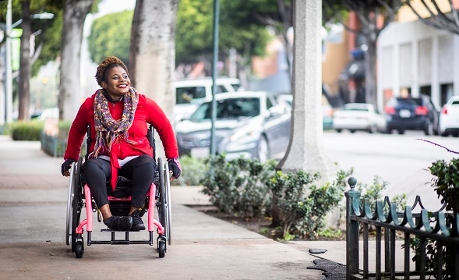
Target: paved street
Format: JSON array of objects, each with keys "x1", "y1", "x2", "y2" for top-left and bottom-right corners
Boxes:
[{"x1": 322, "y1": 130, "x2": 457, "y2": 210}]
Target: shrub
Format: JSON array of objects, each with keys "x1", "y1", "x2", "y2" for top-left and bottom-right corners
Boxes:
[
  {"x1": 201, "y1": 154, "x2": 277, "y2": 219},
  {"x1": 357, "y1": 175, "x2": 389, "y2": 212},
  {"x1": 429, "y1": 158, "x2": 459, "y2": 213},
  {"x1": 268, "y1": 168, "x2": 352, "y2": 240},
  {"x1": 414, "y1": 157, "x2": 459, "y2": 278},
  {"x1": 10, "y1": 121, "x2": 44, "y2": 141},
  {"x1": 173, "y1": 155, "x2": 207, "y2": 186},
  {"x1": 200, "y1": 154, "x2": 357, "y2": 240}
]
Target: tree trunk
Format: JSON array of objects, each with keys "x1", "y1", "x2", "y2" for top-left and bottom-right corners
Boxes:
[
  {"x1": 129, "y1": 0, "x2": 178, "y2": 119},
  {"x1": 277, "y1": 0, "x2": 331, "y2": 176},
  {"x1": 275, "y1": 0, "x2": 333, "y2": 226},
  {"x1": 58, "y1": 0, "x2": 94, "y2": 121},
  {"x1": 17, "y1": 0, "x2": 32, "y2": 121}
]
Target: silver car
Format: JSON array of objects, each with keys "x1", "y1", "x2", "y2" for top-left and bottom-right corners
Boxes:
[{"x1": 175, "y1": 91, "x2": 291, "y2": 162}]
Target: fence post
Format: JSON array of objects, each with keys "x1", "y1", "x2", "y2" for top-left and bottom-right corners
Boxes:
[{"x1": 346, "y1": 177, "x2": 360, "y2": 279}]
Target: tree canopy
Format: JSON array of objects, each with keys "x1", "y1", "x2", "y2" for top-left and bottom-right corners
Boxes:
[
  {"x1": 85, "y1": 0, "x2": 273, "y2": 70},
  {"x1": 176, "y1": 0, "x2": 272, "y2": 65},
  {"x1": 87, "y1": 10, "x2": 133, "y2": 66},
  {"x1": 0, "y1": 0, "x2": 63, "y2": 76}
]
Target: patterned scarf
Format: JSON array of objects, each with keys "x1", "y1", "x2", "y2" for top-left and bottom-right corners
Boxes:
[{"x1": 90, "y1": 87, "x2": 139, "y2": 158}]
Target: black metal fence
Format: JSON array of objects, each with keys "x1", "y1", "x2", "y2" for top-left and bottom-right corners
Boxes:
[{"x1": 345, "y1": 177, "x2": 459, "y2": 280}]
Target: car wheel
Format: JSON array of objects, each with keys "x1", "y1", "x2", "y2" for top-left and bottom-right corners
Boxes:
[
  {"x1": 398, "y1": 130, "x2": 405, "y2": 135},
  {"x1": 441, "y1": 131, "x2": 448, "y2": 137},
  {"x1": 424, "y1": 122, "x2": 433, "y2": 136},
  {"x1": 257, "y1": 136, "x2": 269, "y2": 164},
  {"x1": 350, "y1": 130, "x2": 356, "y2": 133},
  {"x1": 335, "y1": 129, "x2": 342, "y2": 133},
  {"x1": 369, "y1": 125, "x2": 377, "y2": 134}
]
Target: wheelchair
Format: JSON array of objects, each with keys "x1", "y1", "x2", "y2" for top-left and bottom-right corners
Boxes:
[{"x1": 65, "y1": 127, "x2": 172, "y2": 258}]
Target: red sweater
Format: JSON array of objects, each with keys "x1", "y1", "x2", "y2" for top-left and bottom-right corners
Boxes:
[{"x1": 64, "y1": 92, "x2": 179, "y2": 188}]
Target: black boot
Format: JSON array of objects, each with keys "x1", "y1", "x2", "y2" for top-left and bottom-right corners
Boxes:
[
  {"x1": 104, "y1": 216, "x2": 133, "y2": 231},
  {"x1": 130, "y1": 210, "x2": 145, "y2": 231}
]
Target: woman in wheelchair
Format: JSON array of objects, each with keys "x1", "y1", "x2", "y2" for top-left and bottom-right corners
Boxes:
[{"x1": 61, "y1": 56, "x2": 181, "y2": 232}]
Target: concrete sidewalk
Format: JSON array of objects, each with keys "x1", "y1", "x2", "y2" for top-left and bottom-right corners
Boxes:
[{"x1": 0, "y1": 135, "x2": 345, "y2": 279}]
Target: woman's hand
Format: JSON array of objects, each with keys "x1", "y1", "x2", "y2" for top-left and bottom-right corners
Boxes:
[
  {"x1": 167, "y1": 158, "x2": 181, "y2": 179},
  {"x1": 61, "y1": 159, "x2": 76, "y2": 177}
]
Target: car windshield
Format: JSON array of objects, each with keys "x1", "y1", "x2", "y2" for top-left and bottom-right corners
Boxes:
[
  {"x1": 342, "y1": 104, "x2": 370, "y2": 111},
  {"x1": 175, "y1": 85, "x2": 227, "y2": 105},
  {"x1": 393, "y1": 98, "x2": 422, "y2": 106},
  {"x1": 189, "y1": 97, "x2": 261, "y2": 121}
]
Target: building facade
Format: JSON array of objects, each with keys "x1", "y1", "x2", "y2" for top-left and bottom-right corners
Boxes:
[{"x1": 377, "y1": 1, "x2": 459, "y2": 112}]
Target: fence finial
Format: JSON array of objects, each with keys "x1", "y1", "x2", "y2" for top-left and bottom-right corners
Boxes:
[{"x1": 348, "y1": 177, "x2": 357, "y2": 190}]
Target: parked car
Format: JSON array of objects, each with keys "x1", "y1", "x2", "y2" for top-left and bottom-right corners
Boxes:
[
  {"x1": 384, "y1": 95, "x2": 439, "y2": 135},
  {"x1": 172, "y1": 77, "x2": 241, "y2": 123},
  {"x1": 332, "y1": 103, "x2": 386, "y2": 133},
  {"x1": 175, "y1": 91, "x2": 291, "y2": 162},
  {"x1": 439, "y1": 95, "x2": 459, "y2": 137},
  {"x1": 31, "y1": 107, "x2": 59, "y2": 120},
  {"x1": 277, "y1": 94, "x2": 334, "y2": 130}
]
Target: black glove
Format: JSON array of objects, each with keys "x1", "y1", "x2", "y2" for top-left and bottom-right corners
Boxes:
[
  {"x1": 61, "y1": 159, "x2": 76, "y2": 176},
  {"x1": 167, "y1": 158, "x2": 181, "y2": 179}
]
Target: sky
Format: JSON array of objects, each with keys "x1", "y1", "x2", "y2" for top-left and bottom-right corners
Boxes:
[
  {"x1": 81, "y1": 0, "x2": 136, "y2": 96},
  {"x1": 94, "y1": 0, "x2": 136, "y2": 19}
]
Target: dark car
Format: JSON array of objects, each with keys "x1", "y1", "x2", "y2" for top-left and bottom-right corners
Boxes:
[
  {"x1": 384, "y1": 95, "x2": 439, "y2": 135},
  {"x1": 175, "y1": 91, "x2": 291, "y2": 162}
]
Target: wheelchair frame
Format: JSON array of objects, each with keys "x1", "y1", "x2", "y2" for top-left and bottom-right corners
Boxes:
[{"x1": 65, "y1": 126, "x2": 172, "y2": 258}]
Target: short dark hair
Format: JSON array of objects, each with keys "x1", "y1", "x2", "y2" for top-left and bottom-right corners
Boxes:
[{"x1": 95, "y1": 56, "x2": 129, "y2": 86}]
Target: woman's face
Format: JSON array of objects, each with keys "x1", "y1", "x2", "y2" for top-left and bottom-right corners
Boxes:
[{"x1": 101, "y1": 66, "x2": 131, "y2": 100}]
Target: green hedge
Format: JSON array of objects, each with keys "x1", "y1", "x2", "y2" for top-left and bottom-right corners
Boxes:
[{"x1": 10, "y1": 121, "x2": 44, "y2": 141}]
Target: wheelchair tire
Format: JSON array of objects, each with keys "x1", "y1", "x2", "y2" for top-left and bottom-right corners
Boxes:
[
  {"x1": 158, "y1": 239, "x2": 166, "y2": 258},
  {"x1": 71, "y1": 158, "x2": 83, "y2": 252},
  {"x1": 164, "y1": 162, "x2": 172, "y2": 245},
  {"x1": 65, "y1": 164, "x2": 75, "y2": 246},
  {"x1": 66, "y1": 158, "x2": 82, "y2": 246},
  {"x1": 156, "y1": 158, "x2": 167, "y2": 232}
]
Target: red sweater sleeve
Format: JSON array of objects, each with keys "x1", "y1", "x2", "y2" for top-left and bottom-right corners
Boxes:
[
  {"x1": 63, "y1": 98, "x2": 93, "y2": 161},
  {"x1": 144, "y1": 96, "x2": 179, "y2": 159}
]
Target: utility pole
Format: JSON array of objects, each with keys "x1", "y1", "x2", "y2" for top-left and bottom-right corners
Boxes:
[
  {"x1": 5, "y1": 0, "x2": 13, "y2": 123},
  {"x1": 209, "y1": 0, "x2": 220, "y2": 157}
]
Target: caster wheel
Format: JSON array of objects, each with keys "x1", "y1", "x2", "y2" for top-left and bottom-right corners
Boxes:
[
  {"x1": 158, "y1": 239, "x2": 166, "y2": 258},
  {"x1": 74, "y1": 240, "x2": 84, "y2": 258}
]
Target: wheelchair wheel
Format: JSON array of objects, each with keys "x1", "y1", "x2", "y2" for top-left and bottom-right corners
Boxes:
[
  {"x1": 74, "y1": 236, "x2": 84, "y2": 258},
  {"x1": 164, "y1": 161, "x2": 172, "y2": 245},
  {"x1": 65, "y1": 165, "x2": 74, "y2": 245},
  {"x1": 66, "y1": 158, "x2": 82, "y2": 246},
  {"x1": 65, "y1": 158, "x2": 83, "y2": 251},
  {"x1": 156, "y1": 158, "x2": 167, "y2": 232},
  {"x1": 158, "y1": 238, "x2": 166, "y2": 258}
]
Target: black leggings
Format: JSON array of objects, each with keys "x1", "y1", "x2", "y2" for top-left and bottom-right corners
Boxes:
[{"x1": 81, "y1": 155, "x2": 156, "y2": 208}]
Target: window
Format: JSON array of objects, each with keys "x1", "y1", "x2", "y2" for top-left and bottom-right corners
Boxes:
[
  {"x1": 190, "y1": 98, "x2": 261, "y2": 121},
  {"x1": 441, "y1": 84, "x2": 453, "y2": 106},
  {"x1": 175, "y1": 86, "x2": 206, "y2": 104}
]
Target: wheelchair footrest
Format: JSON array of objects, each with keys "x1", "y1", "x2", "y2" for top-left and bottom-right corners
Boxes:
[
  {"x1": 87, "y1": 230, "x2": 155, "y2": 246},
  {"x1": 101, "y1": 229, "x2": 140, "y2": 232}
]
